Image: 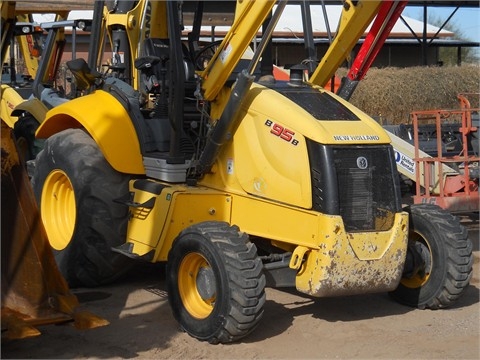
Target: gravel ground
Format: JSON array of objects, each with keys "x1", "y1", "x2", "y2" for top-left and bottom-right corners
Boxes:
[{"x1": 2, "y1": 213, "x2": 478, "y2": 360}]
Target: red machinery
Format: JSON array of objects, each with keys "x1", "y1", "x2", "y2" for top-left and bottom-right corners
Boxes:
[{"x1": 411, "y1": 93, "x2": 479, "y2": 212}]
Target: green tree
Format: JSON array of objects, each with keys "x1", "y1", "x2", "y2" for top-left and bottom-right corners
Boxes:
[
  {"x1": 423, "y1": 13, "x2": 479, "y2": 65},
  {"x1": 406, "y1": 9, "x2": 479, "y2": 65}
]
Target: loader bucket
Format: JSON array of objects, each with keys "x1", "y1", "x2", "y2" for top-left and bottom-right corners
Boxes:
[{"x1": 1, "y1": 120, "x2": 108, "y2": 340}]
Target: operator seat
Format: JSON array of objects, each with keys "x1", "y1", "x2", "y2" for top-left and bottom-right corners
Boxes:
[{"x1": 138, "y1": 38, "x2": 196, "y2": 95}]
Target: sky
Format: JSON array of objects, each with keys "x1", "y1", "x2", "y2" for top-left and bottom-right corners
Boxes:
[
  {"x1": 33, "y1": 3, "x2": 480, "y2": 44},
  {"x1": 402, "y1": 6, "x2": 480, "y2": 42}
]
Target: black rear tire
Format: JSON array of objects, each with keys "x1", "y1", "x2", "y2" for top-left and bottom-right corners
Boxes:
[
  {"x1": 390, "y1": 204, "x2": 473, "y2": 309},
  {"x1": 32, "y1": 129, "x2": 134, "y2": 287},
  {"x1": 167, "y1": 221, "x2": 266, "y2": 344}
]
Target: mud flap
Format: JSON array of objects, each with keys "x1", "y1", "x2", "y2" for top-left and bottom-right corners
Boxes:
[{"x1": 1, "y1": 120, "x2": 109, "y2": 339}]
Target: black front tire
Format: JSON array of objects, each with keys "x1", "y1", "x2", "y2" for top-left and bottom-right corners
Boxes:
[
  {"x1": 390, "y1": 204, "x2": 473, "y2": 309},
  {"x1": 32, "y1": 129, "x2": 134, "y2": 287},
  {"x1": 167, "y1": 221, "x2": 266, "y2": 344}
]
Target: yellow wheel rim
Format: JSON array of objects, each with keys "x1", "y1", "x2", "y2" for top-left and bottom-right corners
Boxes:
[
  {"x1": 41, "y1": 170, "x2": 76, "y2": 250},
  {"x1": 401, "y1": 233, "x2": 432, "y2": 289},
  {"x1": 178, "y1": 253, "x2": 216, "y2": 319}
]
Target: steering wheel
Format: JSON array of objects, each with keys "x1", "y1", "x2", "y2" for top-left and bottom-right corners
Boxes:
[{"x1": 193, "y1": 40, "x2": 223, "y2": 71}]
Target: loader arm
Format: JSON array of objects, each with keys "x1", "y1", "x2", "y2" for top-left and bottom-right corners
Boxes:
[
  {"x1": 1, "y1": 1, "x2": 70, "y2": 77},
  {"x1": 1, "y1": 1, "x2": 16, "y2": 65},
  {"x1": 308, "y1": 0, "x2": 383, "y2": 88},
  {"x1": 200, "y1": 0, "x2": 278, "y2": 101},
  {"x1": 16, "y1": 12, "x2": 69, "y2": 82},
  {"x1": 336, "y1": 0, "x2": 408, "y2": 100},
  {"x1": 14, "y1": 14, "x2": 42, "y2": 79}
]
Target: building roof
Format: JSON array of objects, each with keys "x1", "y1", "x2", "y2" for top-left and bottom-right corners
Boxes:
[
  {"x1": 32, "y1": 3, "x2": 458, "y2": 40},
  {"x1": 272, "y1": 5, "x2": 455, "y2": 38},
  {"x1": 182, "y1": 5, "x2": 454, "y2": 39},
  {"x1": 14, "y1": 1, "x2": 480, "y2": 12}
]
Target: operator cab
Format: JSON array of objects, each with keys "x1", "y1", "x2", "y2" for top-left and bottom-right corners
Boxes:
[{"x1": 134, "y1": 38, "x2": 199, "y2": 155}]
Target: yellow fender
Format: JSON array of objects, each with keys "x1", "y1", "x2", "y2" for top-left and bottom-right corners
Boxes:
[
  {"x1": 36, "y1": 90, "x2": 145, "y2": 174},
  {"x1": 0, "y1": 85, "x2": 24, "y2": 128}
]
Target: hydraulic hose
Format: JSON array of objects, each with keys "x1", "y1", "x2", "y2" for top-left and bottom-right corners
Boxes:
[{"x1": 196, "y1": 69, "x2": 254, "y2": 175}]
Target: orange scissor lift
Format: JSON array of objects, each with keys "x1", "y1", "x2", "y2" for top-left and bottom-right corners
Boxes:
[{"x1": 411, "y1": 93, "x2": 479, "y2": 212}]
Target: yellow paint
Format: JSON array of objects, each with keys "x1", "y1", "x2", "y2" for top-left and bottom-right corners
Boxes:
[
  {"x1": 37, "y1": 90, "x2": 145, "y2": 174},
  {"x1": 15, "y1": 14, "x2": 40, "y2": 79},
  {"x1": 12, "y1": 97, "x2": 48, "y2": 124},
  {"x1": 295, "y1": 212, "x2": 409, "y2": 297},
  {"x1": 290, "y1": 246, "x2": 310, "y2": 270},
  {"x1": 0, "y1": 85, "x2": 24, "y2": 128},
  {"x1": 309, "y1": 0, "x2": 382, "y2": 87},
  {"x1": 230, "y1": 194, "x2": 323, "y2": 248},
  {"x1": 201, "y1": 0, "x2": 276, "y2": 100},
  {"x1": 178, "y1": 253, "x2": 214, "y2": 319},
  {"x1": 103, "y1": 1, "x2": 167, "y2": 91},
  {"x1": 200, "y1": 83, "x2": 391, "y2": 208},
  {"x1": 401, "y1": 233, "x2": 432, "y2": 288},
  {"x1": 125, "y1": 183, "x2": 176, "y2": 256},
  {"x1": 233, "y1": 101, "x2": 312, "y2": 208},
  {"x1": 156, "y1": 190, "x2": 234, "y2": 261},
  {"x1": 41, "y1": 169, "x2": 76, "y2": 251},
  {"x1": 123, "y1": 178, "x2": 409, "y2": 299},
  {"x1": 124, "y1": 183, "x2": 234, "y2": 261}
]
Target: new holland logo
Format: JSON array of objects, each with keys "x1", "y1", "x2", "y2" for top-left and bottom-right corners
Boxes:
[{"x1": 356, "y1": 156, "x2": 368, "y2": 169}]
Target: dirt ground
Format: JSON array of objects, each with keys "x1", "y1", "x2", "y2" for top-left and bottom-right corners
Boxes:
[{"x1": 2, "y1": 213, "x2": 479, "y2": 360}]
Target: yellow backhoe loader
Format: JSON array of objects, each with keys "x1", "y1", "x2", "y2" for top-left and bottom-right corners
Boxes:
[
  {"x1": 1, "y1": 1, "x2": 68, "y2": 162},
  {"x1": 31, "y1": 0, "x2": 472, "y2": 344},
  {"x1": 1, "y1": 1, "x2": 91, "y2": 161}
]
